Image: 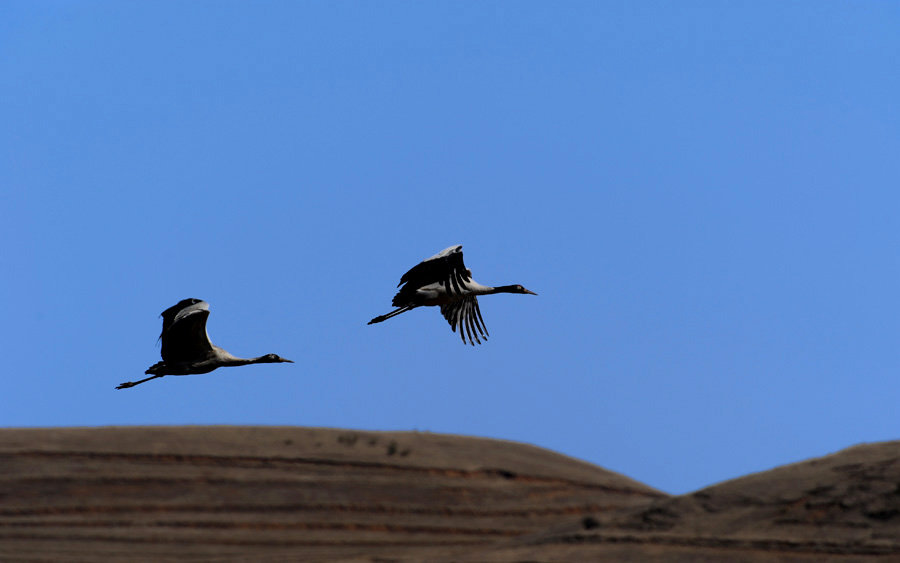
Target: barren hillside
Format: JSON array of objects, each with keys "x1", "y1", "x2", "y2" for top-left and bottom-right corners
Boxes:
[{"x1": 1, "y1": 427, "x2": 898, "y2": 562}]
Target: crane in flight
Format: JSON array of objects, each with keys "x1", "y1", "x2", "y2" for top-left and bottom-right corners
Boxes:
[
  {"x1": 368, "y1": 245, "x2": 537, "y2": 345},
  {"x1": 117, "y1": 298, "x2": 293, "y2": 389}
]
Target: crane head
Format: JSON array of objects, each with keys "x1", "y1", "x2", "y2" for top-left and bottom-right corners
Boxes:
[{"x1": 259, "y1": 354, "x2": 294, "y2": 364}]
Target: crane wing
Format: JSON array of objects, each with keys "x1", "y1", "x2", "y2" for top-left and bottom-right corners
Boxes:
[
  {"x1": 159, "y1": 300, "x2": 215, "y2": 362},
  {"x1": 160, "y1": 298, "x2": 205, "y2": 335},
  {"x1": 398, "y1": 245, "x2": 471, "y2": 295},
  {"x1": 440, "y1": 295, "x2": 490, "y2": 346}
]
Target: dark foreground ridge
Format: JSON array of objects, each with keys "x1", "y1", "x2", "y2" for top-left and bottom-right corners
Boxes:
[{"x1": 1, "y1": 427, "x2": 898, "y2": 562}]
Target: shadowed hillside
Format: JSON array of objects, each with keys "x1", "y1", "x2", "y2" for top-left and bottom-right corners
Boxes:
[{"x1": 1, "y1": 427, "x2": 899, "y2": 562}]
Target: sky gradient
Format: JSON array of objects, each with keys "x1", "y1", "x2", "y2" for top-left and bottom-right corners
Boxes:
[{"x1": 3, "y1": 1, "x2": 899, "y2": 494}]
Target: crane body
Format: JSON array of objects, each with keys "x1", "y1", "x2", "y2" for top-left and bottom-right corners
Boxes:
[
  {"x1": 117, "y1": 298, "x2": 292, "y2": 389},
  {"x1": 368, "y1": 245, "x2": 536, "y2": 345}
]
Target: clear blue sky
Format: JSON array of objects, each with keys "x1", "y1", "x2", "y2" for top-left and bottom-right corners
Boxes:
[{"x1": 3, "y1": 2, "x2": 899, "y2": 494}]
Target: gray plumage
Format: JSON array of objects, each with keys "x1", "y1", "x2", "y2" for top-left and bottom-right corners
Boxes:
[
  {"x1": 116, "y1": 298, "x2": 292, "y2": 389},
  {"x1": 367, "y1": 245, "x2": 537, "y2": 345}
]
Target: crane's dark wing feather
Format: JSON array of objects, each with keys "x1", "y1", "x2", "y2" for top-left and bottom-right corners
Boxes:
[
  {"x1": 392, "y1": 245, "x2": 473, "y2": 307},
  {"x1": 440, "y1": 295, "x2": 489, "y2": 346},
  {"x1": 159, "y1": 298, "x2": 204, "y2": 335},
  {"x1": 159, "y1": 300, "x2": 214, "y2": 362},
  {"x1": 397, "y1": 245, "x2": 471, "y2": 292}
]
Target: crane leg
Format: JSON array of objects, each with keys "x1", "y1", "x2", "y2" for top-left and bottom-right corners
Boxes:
[
  {"x1": 116, "y1": 374, "x2": 165, "y2": 390},
  {"x1": 367, "y1": 306, "x2": 414, "y2": 325}
]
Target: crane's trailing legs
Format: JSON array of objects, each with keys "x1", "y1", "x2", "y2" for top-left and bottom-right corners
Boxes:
[
  {"x1": 368, "y1": 305, "x2": 414, "y2": 325},
  {"x1": 117, "y1": 360, "x2": 189, "y2": 389},
  {"x1": 116, "y1": 374, "x2": 164, "y2": 390}
]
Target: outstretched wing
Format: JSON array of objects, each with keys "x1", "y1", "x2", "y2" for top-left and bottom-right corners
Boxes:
[
  {"x1": 159, "y1": 298, "x2": 204, "y2": 336},
  {"x1": 159, "y1": 299, "x2": 214, "y2": 362},
  {"x1": 397, "y1": 245, "x2": 472, "y2": 295},
  {"x1": 440, "y1": 295, "x2": 490, "y2": 346}
]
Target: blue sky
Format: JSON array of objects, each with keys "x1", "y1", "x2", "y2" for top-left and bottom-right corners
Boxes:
[{"x1": 3, "y1": 2, "x2": 899, "y2": 494}]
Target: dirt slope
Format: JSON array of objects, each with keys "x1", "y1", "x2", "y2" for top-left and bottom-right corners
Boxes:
[
  {"x1": 472, "y1": 441, "x2": 900, "y2": 562},
  {"x1": 0, "y1": 426, "x2": 658, "y2": 562},
  {"x1": 1, "y1": 427, "x2": 899, "y2": 562}
]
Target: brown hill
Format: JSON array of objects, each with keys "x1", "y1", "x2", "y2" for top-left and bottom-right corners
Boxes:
[
  {"x1": 1, "y1": 427, "x2": 898, "y2": 562},
  {"x1": 0, "y1": 426, "x2": 658, "y2": 562},
  {"x1": 467, "y1": 442, "x2": 900, "y2": 562}
]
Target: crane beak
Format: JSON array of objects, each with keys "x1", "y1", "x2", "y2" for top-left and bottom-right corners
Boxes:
[{"x1": 524, "y1": 289, "x2": 538, "y2": 295}]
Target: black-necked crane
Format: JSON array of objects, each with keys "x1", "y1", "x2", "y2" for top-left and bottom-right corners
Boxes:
[
  {"x1": 367, "y1": 245, "x2": 537, "y2": 345},
  {"x1": 116, "y1": 298, "x2": 293, "y2": 389}
]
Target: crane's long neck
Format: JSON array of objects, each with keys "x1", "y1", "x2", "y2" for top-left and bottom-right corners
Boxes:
[
  {"x1": 222, "y1": 355, "x2": 276, "y2": 367},
  {"x1": 215, "y1": 348, "x2": 266, "y2": 367},
  {"x1": 464, "y1": 281, "x2": 500, "y2": 295},
  {"x1": 483, "y1": 284, "x2": 520, "y2": 295},
  {"x1": 221, "y1": 357, "x2": 257, "y2": 367}
]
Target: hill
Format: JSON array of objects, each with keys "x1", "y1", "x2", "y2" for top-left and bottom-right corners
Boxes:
[{"x1": 1, "y1": 427, "x2": 898, "y2": 561}]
